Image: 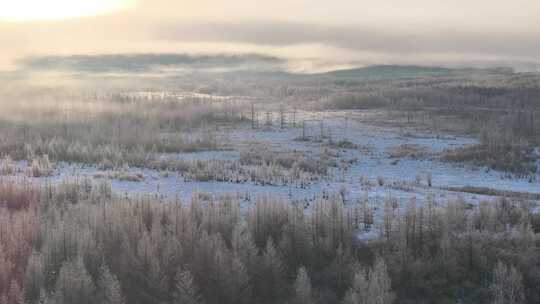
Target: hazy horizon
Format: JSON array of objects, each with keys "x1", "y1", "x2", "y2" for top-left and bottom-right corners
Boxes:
[{"x1": 1, "y1": 0, "x2": 539, "y2": 73}]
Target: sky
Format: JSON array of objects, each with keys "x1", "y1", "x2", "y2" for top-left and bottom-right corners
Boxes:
[{"x1": 1, "y1": 0, "x2": 539, "y2": 72}]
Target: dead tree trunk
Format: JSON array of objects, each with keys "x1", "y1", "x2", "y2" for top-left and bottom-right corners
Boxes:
[{"x1": 251, "y1": 103, "x2": 255, "y2": 129}]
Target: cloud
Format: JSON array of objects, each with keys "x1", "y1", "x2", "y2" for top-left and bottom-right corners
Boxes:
[
  {"x1": 19, "y1": 53, "x2": 286, "y2": 73},
  {"x1": 1, "y1": 0, "x2": 539, "y2": 72},
  {"x1": 157, "y1": 21, "x2": 540, "y2": 62}
]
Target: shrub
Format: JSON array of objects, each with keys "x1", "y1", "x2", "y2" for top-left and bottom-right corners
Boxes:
[
  {"x1": 0, "y1": 156, "x2": 16, "y2": 176},
  {"x1": 442, "y1": 143, "x2": 537, "y2": 174},
  {"x1": 27, "y1": 155, "x2": 53, "y2": 178},
  {"x1": 387, "y1": 144, "x2": 430, "y2": 159}
]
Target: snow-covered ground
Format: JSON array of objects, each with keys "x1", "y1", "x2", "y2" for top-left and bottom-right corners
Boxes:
[{"x1": 9, "y1": 111, "x2": 540, "y2": 208}]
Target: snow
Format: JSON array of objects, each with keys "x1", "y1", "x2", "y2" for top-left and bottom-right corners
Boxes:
[{"x1": 8, "y1": 110, "x2": 540, "y2": 208}]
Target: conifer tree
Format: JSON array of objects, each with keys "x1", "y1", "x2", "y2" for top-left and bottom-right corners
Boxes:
[
  {"x1": 173, "y1": 269, "x2": 202, "y2": 304},
  {"x1": 7, "y1": 281, "x2": 24, "y2": 304},
  {"x1": 97, "y1": 264, "x2": 124, "y2": 304},
  {"x1": 231, "y1": 222, "x2": 259, "y2": 274},
  {"x1": 53, "y1": 257, "x2": 95, "y2": 304},
  {"x1": 223, "y1": 257, "x2": 251, "y2": 304},
  {"x1": 491, "y1": 261, "x2": 525, "y2": 304},
  {"x1": 293, "y1": 266, "x2": 313, "y2": 304},
  {"x1": 257, "y1": 238, "x2": 286, "y2": 301},
  {"x1": 343, "y1": 268, "x2": 369, "y2": 304},
  {"x1": 343, "y1": 259, "x2": 394, "y2": 304},
  {"x1": 24, "y1": 251, "x2": 44, "y2": 304},
  {"x1": 0, "y1": 244, "x2": 13, "y2": 299},
  {"x1": 368, "y1": 259, "x2": 394, "y2": 304}
]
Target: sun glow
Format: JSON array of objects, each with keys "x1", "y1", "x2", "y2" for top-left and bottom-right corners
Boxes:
[{"x1": 0, "y1": 0, "x2": 136, "y2": 22}]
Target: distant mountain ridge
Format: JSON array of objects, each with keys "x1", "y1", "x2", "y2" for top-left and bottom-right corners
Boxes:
[
  {"x1": 19, "y1": 53, "x2": 285, "y2": 73},
  {"x1": 322, "y1": 65, "x2": 513, "y2": 78},
  {"x1": 16, "y1": 53, "x2": 517, "y2": 77}
]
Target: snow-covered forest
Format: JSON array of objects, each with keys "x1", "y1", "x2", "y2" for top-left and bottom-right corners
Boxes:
[{"x1": 0, "y1": 65, "x2": 539, "y2": 304}]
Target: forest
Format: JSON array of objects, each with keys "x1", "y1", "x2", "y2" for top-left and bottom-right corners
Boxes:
[
  {"x1": 0, "y1": 177, "x2": 538, "y2": 304},
  {"x1": 2, "y1": 0, "x2": 540, "y2": 302},
  {"x1": 0, "y1": 65, "x2": 539, "y2": 304}
]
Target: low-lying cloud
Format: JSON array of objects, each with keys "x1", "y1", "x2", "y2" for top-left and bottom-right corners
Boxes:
[
  {"x1": 158, "y1": 21, "x2": 540, "y2": 68},
  {"x1": 1, "y1": 0, "x2": 540, "y2": 73},
  {"x1": 19, "y1": 53, "x2": 285, "y2": 73}
]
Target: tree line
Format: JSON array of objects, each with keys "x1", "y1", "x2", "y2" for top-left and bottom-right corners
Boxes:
[{"x1": 0, "y1": 178, "x2": 538, "y2": 303}]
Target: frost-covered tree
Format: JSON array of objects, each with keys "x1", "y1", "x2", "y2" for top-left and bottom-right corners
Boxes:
[
  {"x1": 24, "y1": 251, "x2": 44, "y2": 304},
  {"x1": 0, "y1": 244, "x2": 13, "y2": 299},
  {"x1": 293, "y1": 266, "x2": 313, "y2": 304},
  {"x1": 491, "y1": 261, "x2": 525, "y2": 304},
  {"x1": 97, "y1": 264, "x2": 124, "y2": 304},
  {"x1": 6, "y1": 281, "x2": 23, "y2": 304},
  {"x1": 343, "y1": 259, "x2": 393, "y2": 304},
  {"x1": 231, "y1": 222, "x2": 259, "y2": 273},
  {"x1": 343, "y1": 268, "x2": 369, "y2": 304},
  {"x1": 223, "y1": 257, "x2": 251, "y2": 304},
  {"x1": 368, "y1": 259, "x2": 394, "y2": 304},
  {"x1": 257, "y1": 238, "x2": 286, "y2": 301},
  {"x1": 136, "y1": 231, "x2": 167, "y2": 303},
  {"x1": 53, "y1": 257, "x2": 95, "y2": 304},
  {"x1": 173, "y1": 269, "x2": 202, "y2": 304}
]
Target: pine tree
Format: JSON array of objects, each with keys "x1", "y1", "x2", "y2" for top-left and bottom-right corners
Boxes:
[
  {"x1": 97, "y1": 264, "x2": 124, "y2": 304},
  {"x1": 262, "y1": 238, "x2": 284, "y2": 278},
  {"x1": 343, "y1": 268, "x2": 369, "y2": 304},
  {"x1": 0, "y1": 244, "x2": 13, "y2": 299},
  {"x1": 257, "y1": 238, "x2": 286, "y2": 301},
  {"x1": 24, "y1": 251, "x2": 44, "y2": 304},
  {"x1": 343, "y1": 290, "x2": 360, "y2": 304},
  {"x1": 293, "y1": 266, "x2": 313, "y2": 304},
  {"x1": 7, "y1": 281, "x2": 24, "y2": 304},
  {"x1": 223, "y1": 257, "x2": 251, "y2": 304},
  {"x1": 326, "y1": 244, "x2": 354, "y2": 293},
  {"x1": 368, "y1": 259, "x2": 394, "y2": 304},
  {"x1": 231, "y1": 222, "x2": 259, "y2": 273},
  {"x1": 173, "y1": 269, "x2": 202, "y2": 304},
  {"x1": 136, "y1": 231, "x2": 167, "y2": 303},
  {"x1": 192, "y1": 232, "x2": 227, "y2": 303},
  {"x1": 37, "y1": 289, "x2": 49, "y2": 304},
  {"x1": 343, "y1": 259, "x2": 394, "y2": 304},
  {"x1": 53, "y1": 257, "x2": 95, "y2": 304},
  {"x1": 491, "y1": 261, "x2": 525, "y2": 304}
]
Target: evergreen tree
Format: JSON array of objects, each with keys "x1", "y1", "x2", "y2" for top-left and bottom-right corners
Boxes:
[
  {"x1": 53, "y1": 257, "x2": 95, "y2": 304},
  {"x1": 97, "y1": 264, "x2": 124, "y2": 304},
  {"x1": 293, "y1": 266, "x2": 313, "y2": 304},
  {"x1": 173, "y1": 269, "x2": 202, "y2": 304},
  {"x1": 7, "y1": 281, "x2": 24, "y2": 304},
  {"x1": 0, "y1": 244, "x2": 13, "y2": 299},
  {"x1": 368, "y1": 259, "x2": 394, "y2": 304},
  {"x1": 343, "y1": 259, "x2": 394, "y2": 304},
  {"x1": 257, "y1": 238, "x2": 286, "y2": 301},
  {"x1": 343, "y1": 268, "x2": 369, "y2": 304},
  {"x1": 231, "y1": 222, "x2": 259, "y2": 274},
  {"x1": 24, "y1": 251, "x2": 44, "y2": 304},
  {"x1": 491, "y1": 261, "x2": 525, "y2": 304},
  {"x1": 223, "y1": 257, "x2": 251, "y2": 304},
  {"x1": 136, "y1": 231, "x2": 167, "y2": 303}
]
